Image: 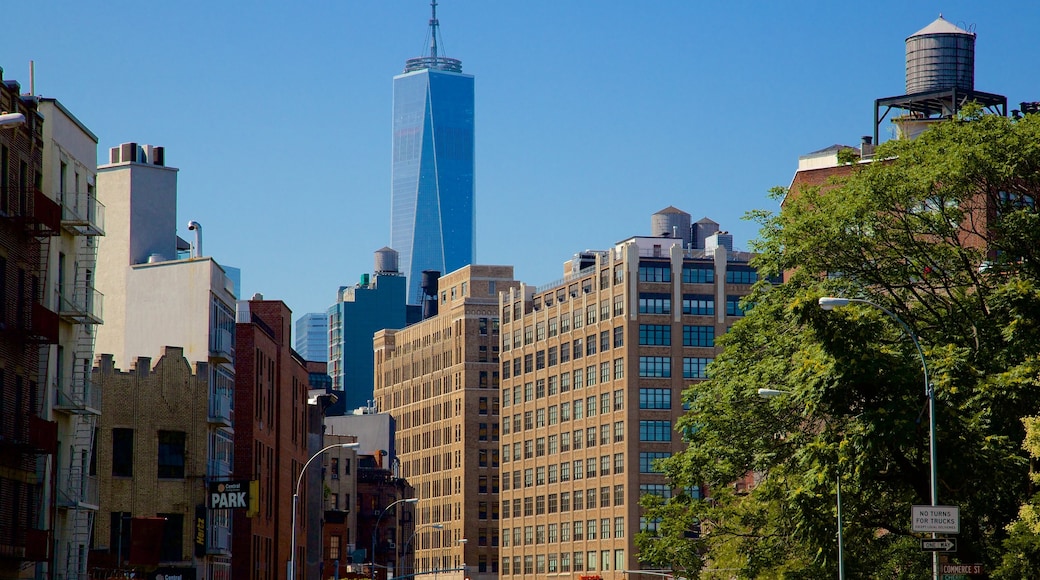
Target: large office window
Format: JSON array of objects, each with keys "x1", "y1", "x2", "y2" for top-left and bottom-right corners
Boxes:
[
  {"x1": 639, "y1": 388, "x2": 672, "y2": 409},
  {"x1": 726, "y1": 265, "x2": 758, "y2": 285},
  {"x1": 682, "y1": 294, "x2": 714, "y2": 316},
  {"x1": 682, "y1": 263, "x2": 714, "y2": 283},
  {"x1": 639, "y1": 420, "x2": 672, "y2": 442},
  {"x1": 683, "y1": 357, "x2": 713, "y2": 379},
  {"x1": 639, "y1": 452, "x2": 671, "y2": 473},
  {"x1": 727, "y1": 295, "x2": 749, "y2": 316},
  {"x1": 638, "y1": 262, "x2": 671, "y2": 282},
  {"x1": 683, "y1": 325, "x2": 715, "y2": 347},
  {"x1": 158, "y1": 431, "x2": 186, "y2": 478},
  {"x1": 638, "y1": 293, "x2": 671, "y2": 314},
  {"x1": 638, "y1": 356, "x2": 671, "y2": 378},
  {"x1": 638, "y1": 324, "x2": 671, "y2": 346}
]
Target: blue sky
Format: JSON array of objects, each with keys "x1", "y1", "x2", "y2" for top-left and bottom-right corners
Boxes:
[{"x1": 4, "y1": 1, "x2": 1038, "y2": 326}]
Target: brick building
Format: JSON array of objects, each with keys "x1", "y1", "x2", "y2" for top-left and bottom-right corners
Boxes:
[
  {"x1": 373, "y1": 265, "x2": 520, "y2": 580},
  {"x1": 497, "y1": 216, "x2": 760, "y2": 578},
  {"x1": 92, "y1": 348, "x2": 228, "y2": 577},
  {"x1": 232, "y1": 298, "x2": 312, "y2": 580},
  {"x1": 0, "y1": 70, "x2": 60, "y2": 579}
]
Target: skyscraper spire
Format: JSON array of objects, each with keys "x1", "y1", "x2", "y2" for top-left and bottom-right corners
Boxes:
[{"x1": 429, "y1": 0, "x2": 439, "y2": 60}]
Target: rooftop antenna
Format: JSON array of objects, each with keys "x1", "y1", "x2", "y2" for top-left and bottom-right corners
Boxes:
[{"x1": 429, "y1": 0, "x2": 439, "y2": 60}]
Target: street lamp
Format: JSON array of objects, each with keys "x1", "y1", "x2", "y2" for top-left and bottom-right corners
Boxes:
[
  {"x1": 819, "y1": 296, "x2": 938, "y2": 580},
  {"x1": 0, "y1": 112, "x2": 26, "y2": 128},
  {"x1": 372, "y1": 497, "x2": 420, "y2": 580},
  {"x1": 758, "y1": 387, "x2": 845, "y2": 580},
  {"x1": 398, "y1": 523, "x2": 443, "y2": 576},
  {"x1": 289, "y1": 442, "x2": 360, "y2": 580}
]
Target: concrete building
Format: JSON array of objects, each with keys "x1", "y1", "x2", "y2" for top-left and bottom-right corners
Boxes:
[
  {"x1": 496, "y1": 214, "x2": 761, "y2": 578},
  {"x1": 0, "y1": 69, "x2": 60, "y2": 580},
  {"x1": 373, "y1": 265, "x2": 520, "y2": 580},
  {"x1": 37, "y1": 96, "x2": 105, "y2": 580},
  {"x1": 391, "y1": 2, "x2": 475, "y2": 305},
  {"x1": 327, "y1": 248, "x2": 415, "y2": 412},
  {"x1": 295, "y1": 312, "x2": 328, "y2": 363},
  {"x1": 92, "y1": 142, "x2": 236, "y2": 579},
  {"x1": 232, "y1": 298, "x2": 312, "y2": 580},
  {"x1": 92, "y1": 348, "x2": 232, "y2": 579}
]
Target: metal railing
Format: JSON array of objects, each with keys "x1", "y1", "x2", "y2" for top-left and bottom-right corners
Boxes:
[
  {"x1": 59, "y1": 190, "x2": 106, "y2": 236},
  {"x1": 56, "y1": 285, "x2": 104, "y2": 324}
]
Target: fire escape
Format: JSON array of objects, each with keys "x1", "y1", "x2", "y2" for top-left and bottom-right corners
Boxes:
[{"x1": 53, "y1": 187, "x2": 105, "y2": 580}]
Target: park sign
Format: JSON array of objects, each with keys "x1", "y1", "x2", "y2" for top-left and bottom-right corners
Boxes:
[
  {"x1": 912, "y1": 505, "x2": 960, "y2": 534},
  {"x1": 208, "y1": 480, "x2": 252, "y2": 509}
]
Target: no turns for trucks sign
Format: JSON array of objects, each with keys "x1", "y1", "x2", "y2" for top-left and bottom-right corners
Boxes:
[
  {"x1": 912, "y1": 505, "x2": 960, "y2": 534},
  {"x1": 208, "y1": 480, "x2": 252, "y2": 509}
]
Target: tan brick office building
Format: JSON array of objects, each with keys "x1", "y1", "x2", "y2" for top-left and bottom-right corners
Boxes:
[
  {"x1": 373, "y1": 265, "x2": 520, "y2": 580},
  {"x1": 497, "y1": 228, "x2": 759, "y2": 579}
]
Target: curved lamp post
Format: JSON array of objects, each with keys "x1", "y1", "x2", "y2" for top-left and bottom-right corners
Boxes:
[
  {"x1": 372, "y1": 497, "x2": 420, "y2": 580},
  {"x1": 289, "y1": 441, "x2": 360, "y2": 580},
  {"x1": 397, "y1": 522, "x2": 443, "y2": 576},
  {"x1": 819, "y1": 296, "x2": 937, "y2": 580}
]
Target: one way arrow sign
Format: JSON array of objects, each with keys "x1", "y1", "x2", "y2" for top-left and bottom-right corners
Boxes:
[{"x1": 921, "y1": 538, "x2": 957, "y2": 552}]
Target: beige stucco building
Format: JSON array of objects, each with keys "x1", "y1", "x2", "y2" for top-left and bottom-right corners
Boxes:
[{"x1": 374, "y1": 265, "x2": 520, "y2": 580}]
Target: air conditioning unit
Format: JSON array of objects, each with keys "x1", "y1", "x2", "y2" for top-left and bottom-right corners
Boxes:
[{"x1": 387, "y1": 541, "x2": 396, "y2": 549}]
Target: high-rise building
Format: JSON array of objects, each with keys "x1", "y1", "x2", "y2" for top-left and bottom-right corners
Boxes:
[
  {"x1": 327, "y1": 248, "x2": 415, "y2": 412},
  {"x1": 295, "y1": 312, "x2": 328, "y2": 362},
  {"x1": 391, "y1": 0, "x2": 475, "y2": 305},
  {"x1": 496, "y1": 213, "x2": 763, "y2": 578},
  {"x1": 38, "y1": 96, "x2": 104, "y2": 580},
  {"x1": 373, "y1": 265, "x2": 520, "y2": 580}
]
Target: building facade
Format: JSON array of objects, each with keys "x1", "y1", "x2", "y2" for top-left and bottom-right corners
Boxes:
[
  {"x1": 38, "y1": 96, "x2": 105, "y2": 580},
  {"x1": 0, "y1": 70, "x2": 60, "y2": 580},
  {"x1": 374, "y1": 265, "x2": 520, "y2": 580},
  {"x1": 391, "y1": 3, "x2": 475, "y2": 305},
  {"x1": 92, "y1": 348, "x2": 232, "y2": 580},
  {"x1": 232, "y1": 298, "x2": 312, "y2": 580},
  {"x1": 319, "y1": 434, "x2": 360, "y2": 578},
  {"x1": 295, "y1": 312, "x2": 328, "y2": 363},
  {"x1": 326, "y1": 249, "x2": 412, "y2": 411},
  {"x1": 496, "y1": 225, "x2": 760, "y2": 578}
]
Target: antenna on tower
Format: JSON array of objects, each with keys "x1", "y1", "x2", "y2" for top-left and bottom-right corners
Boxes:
[{"x1": 429, "y1": 0, "x2": 439, "y2": 60}]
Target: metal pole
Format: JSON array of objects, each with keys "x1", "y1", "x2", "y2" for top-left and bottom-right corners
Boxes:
[
  {"x1": 290, "y1": 443, "x2": 359, "y2": 580},
  {"x1": 825, "y1": 298, "x2": 937, "y2": 580},
  {"x1": 837, "y1": 475, "x2": 845, "y2": 580},
  {"x1": 373, "y1": 497, "x2": 418, "y2": 580}
]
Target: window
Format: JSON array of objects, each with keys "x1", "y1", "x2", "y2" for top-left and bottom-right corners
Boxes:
[
  {"x1": 549, "y1": 494, "x2": 558, "y2": 513},
  {"x1": 560, "y1": 313, "x2": 570, "y2": 333},
  {"x1": 537, "y1": 379, "x2": 546, "y2": 398},
  {"x1": 640, "y1": 420, "x2": 672, "y2": 441},
  {"x1": 157, "y1": 430, "x2": 186, "y2": 478},
  {"x1": 587, "y1": 305, "x2": 597, "y2": 325},
  {"x1": 683, "y1": 325, "x2": 715, "y2": 347},
  {"x1": 549, "y1": 375, "x2": 559, "y2": 395},
  {"x1": 524, "y1": 354, "x2": 533, "y2": 373},
  {"x1": 561, "y1": 402, "x2": 571, "y2": 421},
  {"x1": 561, "y1": 491, "x2": 571, "y2": 511},
  {"x1": 561, "y1": 432, "x2": 572, "y2": 452},
  {"x1": 614, "y1": 358, "x2": 625, "y2": 380},
  {"x1": 614, "y1": 453, "x2": 625, "y2": 474},
  {"x1": 683, "y1": 294, "x2": 714, "y2": 315},
  {"x1": 614, "y1": 421, "x2": 625, "y2": 442},
  {"x1": 573, "y1": 338, "x2": 583, "y2": 360},
  {"x1": 640, "y1": 452, "x2": 671, "y2": 473},
  {"x1": 727, "y1": 295, "x2": 748, "y2": 316},
  {"x1": 639, "y1": 324, "x2": 671, "y2": 345},
  {"x1": 614, "y1": 326, "x2": 624, "y2": 347},
  {"x1": 586, "y1": 366, "x2": 596, "y2": 387},
  {"x1": 549, "y1": 317, "x2": 558, "y2": 337},
  {"x1": 639, "y1": 388, "x2": 672, "y2": 409},
  {"x1": 600, "y1": 362, "x2": 610, "y2": 383},
  {"x1": 548, "y1": 346, "x2": 558, "y2": 366},
  {"x1": 112, "y1": 428, "x2": 134, "y2": 477},
  {"x1": 574, "y1": 400, "x2": 584, "y2": 419},
  {"x1": 639, "y1": 356, "x2": 672, "y2": 378},
  {"x1": 574, "y1": 311, "x2": 584, "y2": 330},
  {"x1": 640, "y1": 483, "x2": 673, "y2": 499},
  {"x1": 726, "y1": 265, "x2": 758, "y2": 284},
  {"x1": 524, "y1": 326, "x2": 534, "y2": 345},
  {"x1": 615, "y1": 484, "x2": 625, "y2": 505},
  {"x1": 638, "y1": 293, "x2": 671, "y2": 314},
  {"x1": 600, "y1": 330, "x2": 610, "y2": 352},
  {"x1": 586, "y1": 334, "x2": 597, "y2": 355},
  {"x1": 549, "y1": 406, "x2": 558, "y2": 425},
  {"x1": 330, "y1": 457, "x2": 340, "y2": 479},
  {"x1": 638, "y1": 262, "x2": 671, "y2": 282},
  {"x1": 683, "y1": 357, "x2": 713, "y2": 379},
  {"x1": 536, "y1": 322, "x2": 545, "y2": 341},
  {"x1": 561, "y1": 461, "x2": 571, "y2": 481},
  {"x1": 573, "y1": 368, "x2": 583, "y2": 390},
  {"x1": 683, "y1": 263, "x2": 714, "y2": 283},
  {"x1": 560, "y1": 342, "x2": 571, "y2": 364},
  {"x1": 613, "y1": 295, "x2": 624, "y2": 316}
]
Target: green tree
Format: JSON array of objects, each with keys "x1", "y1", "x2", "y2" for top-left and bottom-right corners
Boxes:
[{"x1": 639, "y1": 110, "x2": 1040, "y2": 578}]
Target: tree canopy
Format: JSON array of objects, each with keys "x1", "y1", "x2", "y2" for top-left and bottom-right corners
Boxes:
[{"x1": 636, "y1": 110, "x2": 1040, "y2": 578}]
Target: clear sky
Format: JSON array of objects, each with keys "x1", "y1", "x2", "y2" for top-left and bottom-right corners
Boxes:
[{"x1": 4, "y1": 1, "x2": 1038, "y2": 326}]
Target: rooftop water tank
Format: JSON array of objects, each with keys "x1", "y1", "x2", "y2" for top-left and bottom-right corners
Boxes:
[
  {"x1": 374, "y1": 247, "x2": 399, "y2": 274},
  {"x1": 905, "y1": 16, "x2": 975, "y2": 95},
  {"x1": 651, "y1": 206, "x2": 692, "y2": 247}
]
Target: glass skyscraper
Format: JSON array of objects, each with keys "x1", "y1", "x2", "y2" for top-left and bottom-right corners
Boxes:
[{"x1": 391, "y1": 3, "x2": 475, "y2": 304}]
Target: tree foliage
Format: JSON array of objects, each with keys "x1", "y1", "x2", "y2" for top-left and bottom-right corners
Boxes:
[{"x1": 637, "y1": 111, "x2": 1040, "y2": 578}]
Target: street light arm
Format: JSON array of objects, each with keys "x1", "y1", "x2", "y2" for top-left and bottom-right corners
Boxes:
[
  {"x1": 295, "y1": 442, "x2": 359, "y2": 498},
  {"x1": 372, "y1": 497, "x2": 420, "y2": 580},
  {"x1": 289, "y1": 441, "x2": 359, "y2": 580}
]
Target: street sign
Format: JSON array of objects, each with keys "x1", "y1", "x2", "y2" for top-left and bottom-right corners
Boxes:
[
  {"x1": 208, "y1": 480, "x2": 253, "y2": 509},
  {"x1": 941, "y1": 563, "x2": 984, "y2": 575},
  {"x1": 921, "y1": 538, "x2": 957, "y2": 552},
  {"x1": 912, "y1": 505, "x2": 960, "y2": 533}
]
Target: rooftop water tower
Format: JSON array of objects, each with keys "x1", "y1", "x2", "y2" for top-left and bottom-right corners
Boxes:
[{"x1": 873, "y1": 15, "x2": 1006, "y2": 143}]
